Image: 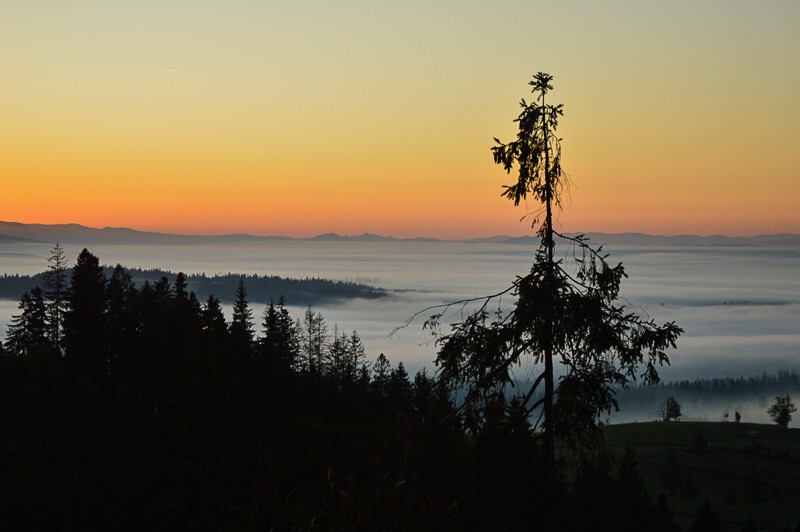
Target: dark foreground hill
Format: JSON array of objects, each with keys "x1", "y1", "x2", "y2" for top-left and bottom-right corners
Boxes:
[{"x1": 603, "y1": 421, "x2": 800, "y2": 531}]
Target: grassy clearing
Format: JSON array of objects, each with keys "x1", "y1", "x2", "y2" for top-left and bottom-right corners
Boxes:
[{"x1": 603, "y1": 421, "x2": 800, "y2": 530}]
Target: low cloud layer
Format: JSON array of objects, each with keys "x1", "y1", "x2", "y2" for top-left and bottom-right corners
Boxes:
[{"x1": 1, "y1": 240, "x2": 798, "y2": 386}]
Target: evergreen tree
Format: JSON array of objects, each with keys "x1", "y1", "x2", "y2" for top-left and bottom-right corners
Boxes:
[
  {"x1": 136, "y1": 279, "x2": 159, "y2": 394},
  {"x1": 5, "y1": 291, "x2": 34, "y2": 356},
  {"x1": 327, "y1": 326, "x2": 348, "y2": 388},
  {"x1": 371, "y1": 353, "x2": 391, "y2": 399},
  {"x1": 42, "y1": 242, "x2": 68, "y2": 353},
  {"x1": 64, "y1": 249, "x2": 107, "y2": 381},
  {"x1": 174, "y1": 271, "x2": 189, "y2": 303},
  {"x1": 389, "y1": 361, "x2": 412, "y2": 405},
  {"x1": 300, "y1": 306, "x2": 328, "y2": 377},
  {"x1": 137, "y1": 277, "x2": 181, "y2": 405},
  {"x1": 344, "y1": 330, "x2": 367, "y2": 388},
  {"x1": 153, "y1": 275, "x2": 173, "y2": 301},
  {"x1": 200, "y1": 295, "x2": 229, "y2": 354},
  {"x1": 172, "y1": 272, "x2": 200, "y2": 328},
  {"x1": 164, "y1": 294, "x2": 248, "y2": 528},
  {"x1": 5, "y1": 287, "x2": 48, "y2": 356},
  {"x1": 170, "y1": 272, "x2": 202, "y2": 362},
  {"x1": 105, "y1": 265, "x2": 138, "y2": 382},
  {"x1": 255, "y1": 297, "x2": 299, "y2": 428},
  {"x1": 230, "y1": 277, "x2": 255, "y2": 359},
  {"x1": 412, "y1": 368, "x2": 439, "y2": 422},
  {"x1": 260, "y1": 297, "x2": 299, "y2": 372},
  {"x1": 431, "y1": 72, "x2": 682, "y2": 486}
]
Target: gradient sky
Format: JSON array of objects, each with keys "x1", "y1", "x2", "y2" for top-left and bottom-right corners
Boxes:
[{"x1": 2, "y1": 1, "x2": 798, "y2": 239}]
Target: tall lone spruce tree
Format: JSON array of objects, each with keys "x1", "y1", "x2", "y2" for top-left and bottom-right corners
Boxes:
[{"x1": 432, "y1": 73, "x2": 682, "y2": 481}]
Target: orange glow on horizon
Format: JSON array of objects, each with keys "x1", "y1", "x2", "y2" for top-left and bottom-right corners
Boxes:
[{"x1": 2, "y1": 2, "x2": 798, "y2": 239}]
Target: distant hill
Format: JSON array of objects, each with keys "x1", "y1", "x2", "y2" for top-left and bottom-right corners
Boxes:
[
  {"x1": 0, "y1": 221, "x2": 292, "y2": 245},
  {"x1": 309, "y1": 232, "x2": 440, "y2": 243},
  {"x1": 1, "y1": 221, "x2": 798, "y2": 247},
  {"x1": 0, "y1": 221, "x2": 439, "y2": 245}
]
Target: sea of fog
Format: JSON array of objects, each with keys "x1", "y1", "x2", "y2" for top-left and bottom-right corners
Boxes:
[{"x1": 1, "y1": 239, "x2": 798, "y2": 423}]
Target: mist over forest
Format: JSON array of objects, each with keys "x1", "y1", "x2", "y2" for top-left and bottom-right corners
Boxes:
[
  {"x1": 2, "y1": 227, "x2": 798, "y2": 423},
  {"x1": 2, "y1": 225, "x2": 797, "y2": 383},
  {"x1": 1, "y1": 224, "x2": 799, "y2": 529}
]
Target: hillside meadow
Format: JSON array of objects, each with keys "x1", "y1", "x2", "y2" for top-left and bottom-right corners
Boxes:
[{"x1": 603, "y1": 421, "x2": 800, "y2": 530}]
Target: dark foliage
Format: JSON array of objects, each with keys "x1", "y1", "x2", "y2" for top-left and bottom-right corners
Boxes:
[
  {"x1": 426, "y1": 73, "x2": 681, "y2": 487},
  {"x1": 0, "y1": 266, "x2": 385, "y2": 305},
  {"x1": 767, "y1": 394, "x2": 796, "y2": 427},
  {"x1": 658, "y1": 396, "x2": 682, "y2": 422},
  {"x1": 1, "y1": 248, "x2": 686, "y2": 530}
]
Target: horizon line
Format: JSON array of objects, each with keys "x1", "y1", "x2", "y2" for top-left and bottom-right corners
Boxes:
[{"x1": 2, "y1": 220, "x2": 799, "y2": 242}]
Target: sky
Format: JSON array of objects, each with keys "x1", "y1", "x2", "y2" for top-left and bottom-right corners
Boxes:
[{"x1": 2, "y1": 1, "x2": 799, "y2": 239}]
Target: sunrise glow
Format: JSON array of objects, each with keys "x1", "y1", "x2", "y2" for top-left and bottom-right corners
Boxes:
[{"x1": 2, "y1": 2, "x2": 798, "y2": 238}]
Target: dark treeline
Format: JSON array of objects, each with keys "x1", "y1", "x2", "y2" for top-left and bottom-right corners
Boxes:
[
  {"x1": 655, "y1": 371, "x2": 800, "y2": 396},
  {"x1": 0, "y1": 266, "x2": 386, "y2": 306},
  {"x1": 612, "y1": 371, "x2": 800, "y2": 421},
  {"x1": 1, "y1": 248, "x2": 685, "y2": 530}
]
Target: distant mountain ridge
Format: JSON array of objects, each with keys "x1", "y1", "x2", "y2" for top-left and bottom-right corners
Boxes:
[
  {"x1": 0, "y1": 221, "x2": 293, "y2": 245},
  {"x1": 1, "y1": 221, "x2": 798, "y2": 247}
]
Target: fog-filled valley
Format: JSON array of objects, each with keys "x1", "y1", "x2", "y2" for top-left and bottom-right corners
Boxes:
[
  {"x1": 4, "y1": 230, "x2": 800, "y2": 529},
  {"x1": 2, "y1": 233, "x2": 798, "y2": 425}
]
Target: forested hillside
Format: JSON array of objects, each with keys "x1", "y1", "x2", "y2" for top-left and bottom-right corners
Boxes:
[
  {"x1": 0, "y1": 266, "x2": 386, "y2": 306},
  {"x1": 0, "y1": 247, "x2": 699, "y2": 530}
]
